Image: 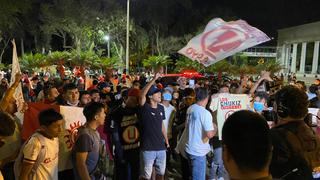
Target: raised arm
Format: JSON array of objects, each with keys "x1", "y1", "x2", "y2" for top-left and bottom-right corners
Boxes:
[
  {"x1": 0, "y1": 73, "x2": 22, "y2": 112},
  {"x1": 249, "y1": 71, "x2": 273, "y2": 95},
  {"x1": 139, "y1": 72, "x2": 161, "y2": 106}
]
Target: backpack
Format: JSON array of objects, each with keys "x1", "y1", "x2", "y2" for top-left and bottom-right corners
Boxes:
[
  {"x1": 14, "y1": 132, "x2": 46, "y2": 180},
  {"x1": 270, "y1": 121, "x2": 320, "y2": 180}
]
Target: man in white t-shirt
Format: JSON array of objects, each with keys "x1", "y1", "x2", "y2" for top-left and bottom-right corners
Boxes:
[
  {"x1": 185, "y1": 87, "x2": 216, "y2": 180},
  {"x1": 19, "y1": 109, "x2": 63, "y2": 180},
  {"x1": 161, "y1": 89, "x2": 176, "y2": 140}
]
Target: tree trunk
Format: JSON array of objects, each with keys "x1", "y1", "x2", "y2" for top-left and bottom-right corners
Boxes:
[
  {"x1": 62, "y1": 32, "x2": 67, "y2": 50},
  {"x1": 0, "y1": 39, "x2": 10, "y2": 64},
  {"x1": 34, "y1": 35, "x2": 38, "y2": 51},
  {"x1": 154, "y1": 26, "x2": 161, "y2": 55},
  {"x1": 20, "y1": 38, "x2": 25, "y2": 56}
]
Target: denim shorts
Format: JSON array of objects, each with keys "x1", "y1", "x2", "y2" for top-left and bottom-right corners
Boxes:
[{"x1": 140, "y1": 150, "x2": 166, "y2": 179}]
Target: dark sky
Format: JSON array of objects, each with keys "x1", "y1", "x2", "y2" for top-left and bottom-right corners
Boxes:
[
  {"x1": 128, "y1": 0, "x2": 320, "y2": 45},
  {"x1": 203, "y1": 0, "x2": 320, "y2": 43}
]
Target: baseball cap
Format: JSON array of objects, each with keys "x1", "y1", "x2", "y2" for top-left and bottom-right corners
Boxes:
[
  {"x1": 147, "y1": 85, "x2": 161, "y2": 96},
  {"x1": 99, "y1": 82, "x2": 111, "y2": 89}
]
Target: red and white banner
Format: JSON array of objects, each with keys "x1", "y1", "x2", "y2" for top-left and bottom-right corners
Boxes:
[
  {"x1": 22, "y1": 103, "x2": 86, "y2": 171},
  {"x1": 179, "y1": 18, "x2": 270, "y2": 67}
]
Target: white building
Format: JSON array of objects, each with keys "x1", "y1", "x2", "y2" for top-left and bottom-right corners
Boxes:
[{"x1": 277, "y1": 21, "x2": 320, "y2": 76}]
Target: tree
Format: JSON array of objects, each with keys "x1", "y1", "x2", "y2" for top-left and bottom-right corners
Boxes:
[
  {"x1": 100, "y1": 56, "x2": 124, "y2": 70},
  {"x1": 0, "y1": 0, "x2": 30, "y2": 63},
  {"x1": 175, "y1": 56, "x2": 202, "y2": 72},
  {"x1": 142, "y1": 55, "x2": 173, "y2": 72},
  {"x1": 20, "y1": 53, "x2": 47, "y2": 71}
]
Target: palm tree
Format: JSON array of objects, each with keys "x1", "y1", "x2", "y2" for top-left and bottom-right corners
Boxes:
[
  {"x1": 20, "y1": 53, "x2": 47, "y2": 71},
  {"x1": 47, "y1": 51, "x2": 71, "y2": 79},
  {"x1": 142, "y1": 55, "x2": 173, "y2": 72},
  {"x1": 175, "y1": 56, "x2": 202, "y2": 72},
  {"x1": 100, "y1": 56, "x2": 124, "y2": 70}
]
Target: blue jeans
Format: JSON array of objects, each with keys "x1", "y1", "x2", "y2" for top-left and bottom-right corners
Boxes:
[
  {"x1": 140, "y1": 150, "x2": 166, "y2": 179},
  {"x1": 208, "y1": 147, "x2": 229, "y2": 180},
  {"x1": 187, "y1": 153, "x2": 206, "y2": 180}
]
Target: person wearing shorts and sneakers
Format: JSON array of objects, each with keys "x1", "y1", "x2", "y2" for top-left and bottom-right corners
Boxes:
[{"x1": 139, "y1": 72, "x2": 169, "y2": 180}]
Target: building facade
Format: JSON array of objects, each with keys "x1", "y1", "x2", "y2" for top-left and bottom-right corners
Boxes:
[{"x1": 277, "y1": 21, "x2": 320, "y2": 75}]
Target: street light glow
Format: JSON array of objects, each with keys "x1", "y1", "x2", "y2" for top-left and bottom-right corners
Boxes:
[{"x1": 103, "y1": 35, "x2": 110, "y2": 41}]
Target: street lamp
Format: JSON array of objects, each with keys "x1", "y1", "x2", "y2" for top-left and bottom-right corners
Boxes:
[
  {"x1": 126, "y1": 0, "x2": 130, "y2": 74},
  {"x1": 103, "y1": 35, "x2": 110, "y2": 58}
]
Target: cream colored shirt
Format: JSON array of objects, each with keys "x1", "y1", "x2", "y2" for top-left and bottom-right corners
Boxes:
[{"x1": 23, "y1": 134, "x2": 59, "y2": 180}]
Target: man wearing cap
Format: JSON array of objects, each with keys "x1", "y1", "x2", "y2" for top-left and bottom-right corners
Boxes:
[
  {"x1": 139, "y1": 73, "x2": 169, "y2": 180},
  {"x1": 109, "y1": 88, "x2": 141, "y2": 180}
]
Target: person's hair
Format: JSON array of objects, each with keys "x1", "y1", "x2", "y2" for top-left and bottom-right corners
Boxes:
[
  {"x1": 220, "y1": 84, "x2": 229, "y2": 89},
  {"x1": 83, "y1": 102, "x2": 105, "y2": 122},
  {"x1": 309, "y1": 84, "x2": 318, "y2": 94},
  {"x1": 222, "y1": 110, "x2": 272, "y2": 172},
  {"x1": 275, "y1": 85, "x2": 309, "y2": 119},
  {"x1": 184, "y1": 88, "x2": 195, "y2": 97},
  {"x1": 90, "y1": 89, "x2": 100, "y2": 95},
  {"x1": 63, "y1": 83, "x2": 77, "y2": 93},
  {"x1": 44, "y1": 86, "x2": 56, "y2": 98},
  {"x1": 0, "y1": 112, "x2": 16, "y2": 136},
  {"x1": 254, "y1": 91, "x2": 269, "y2": 102},
  {"x1": 92, "y1": 79, "x2": 99, "y2": 85},
  {"x1": 80, "y1": 90, "x2": 90, "y2": 98},
  {"x1": 38, "y1": 109, "x2": 63, "y2": 126},
  {"x1": 133, "y1": 80, "x2": 140, "y2": 86},
  {"x1": 296, "y1": 81, "x2": 307, "y2": 91},
  {"x1": 195, "y1": 87, "x2": 209, "y2": 102}
]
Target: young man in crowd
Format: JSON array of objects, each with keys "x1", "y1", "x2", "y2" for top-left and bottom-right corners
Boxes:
[
  {"x1": 185, "y1": 87, "x2": 215, "y2": 180},
  {"x1": 43, "y1": 86, "x2": 59, "y2": 105},
  {"x1": 72, "y1": 102, "x2": 106, "y2": 180},
  {"x1": 19, "y1": 109, "x2": 63, "y2": 180},
  {"x1": 160, "y1": 89, "x2": 176, "y2": 166},
  {"x1": 58, "y1": 83, "x2": 80, "y2": 107},
  {"x1": 109, "y1": 88, "x2": 141, "y2": 180},
  {"x1": 270, "y1": 86, "x2": 320, "y2": 180},
  {"x1": 90, "y1": 89, "x2": 101, "y2": 103},
  {"x1": 79, "y1": 91, "x2": 91, "y2": 107},
  {"x1": 139, "y1": 72, "x2": 169, "y2": 180},
  {"x1": 222, "y1": 110, "x2": 273, "y2": 180}
]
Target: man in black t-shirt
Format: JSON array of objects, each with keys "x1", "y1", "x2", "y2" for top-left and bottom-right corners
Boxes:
[
  {"x1": 109, "y1": 88, "x2": 141, "y2": 180},
  {"x1": 139, "y1": 73, "x2": 169, "y2": 180}
]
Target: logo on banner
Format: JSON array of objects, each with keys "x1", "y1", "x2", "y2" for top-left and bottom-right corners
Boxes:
[
  {"x1": 201, "y1": 28, "x2": 249, "y2": 60},
  {"x1": 64, "y1": 121, "x2": 83, "y2": 149},
  {"x1": 225, "y1": 110, "x2": 235, "y2": 120}
]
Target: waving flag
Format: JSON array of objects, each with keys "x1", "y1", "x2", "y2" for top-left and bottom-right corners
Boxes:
[
  {"x1": 10, "y1": 40, "x2": 25, "y2": 123},
  {"x1": 179, "y1": 18, "x2": 270, "y2": 67}
]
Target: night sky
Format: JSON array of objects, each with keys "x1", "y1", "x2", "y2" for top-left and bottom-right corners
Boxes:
[
  {"x1": 198, "y1": 0, "x2": 320, "y2": 44},
  {"x1": 128, "y1": 0, "x2": 320, "y2": 45}
]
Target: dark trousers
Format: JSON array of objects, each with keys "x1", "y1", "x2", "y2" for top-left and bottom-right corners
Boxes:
[
  {"x1": 58, "y1": 169, "x2": 74, "y2": 180},
  {"x1": 114, "y1": 148, "x2": 140, "y2": 180}
]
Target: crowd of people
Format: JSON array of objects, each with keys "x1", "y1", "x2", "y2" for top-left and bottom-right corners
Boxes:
[{"x1": 1, "y1": 67, "x2": 320, "y2": 180}]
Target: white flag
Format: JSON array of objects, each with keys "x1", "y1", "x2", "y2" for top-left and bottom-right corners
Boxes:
[
  {"x1": 10, "y1": 40, "x2": 25, "y2": 122},
  {"x1": 178, "y1": 18, "x2": 270, "y2": 67}
]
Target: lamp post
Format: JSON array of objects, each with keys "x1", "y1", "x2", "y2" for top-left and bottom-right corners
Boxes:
[
  {"x1": 103, "y1": 35, "x2": 110, "y2": 58},
  {"x1": 125, "y1": 0, "x2": 130, "y2": 74}
]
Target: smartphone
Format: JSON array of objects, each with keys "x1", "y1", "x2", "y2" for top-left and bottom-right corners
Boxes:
[{"x1": 189, "y1": 79, "x2": 195, "y2": 88}]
